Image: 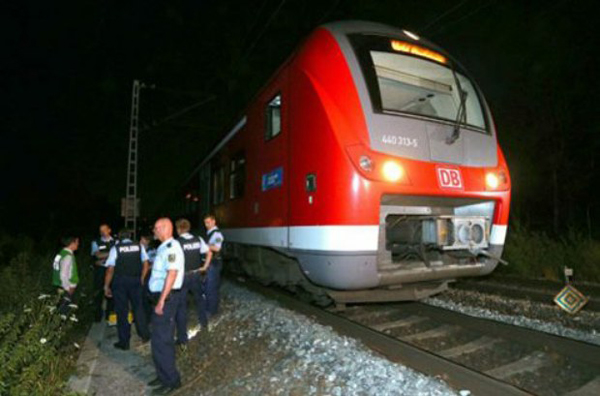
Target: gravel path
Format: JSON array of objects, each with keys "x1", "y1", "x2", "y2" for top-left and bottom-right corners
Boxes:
[
  {"x1": 424, "y1": 288, "x2": 600, "y2": 346},
  {"x1": 178, "y1": 281, "x2": 458, "y2": 395},
  {"x1": 71, "y1": 281, "x2": 459, "y2": 395}
]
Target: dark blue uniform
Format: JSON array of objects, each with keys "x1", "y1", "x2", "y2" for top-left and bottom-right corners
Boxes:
[
  {"x1": 148, "y1": 238, "x2": 184, "y2": 389},
  {"x1": 175, "y1": 233, "x2": 210, "y2": 343},
  {"x1": 91, "y1": 237, "x2": 115, "y2": 321},
  {"x1": 205, "y1": 227, "x2": 224, "y2": 316},
  {"x1": 141, "y1": 244, "x2": 157, "y2": 326},
  {"x1": 106, "y1": 239, "x2": 150, "y2": 347}
]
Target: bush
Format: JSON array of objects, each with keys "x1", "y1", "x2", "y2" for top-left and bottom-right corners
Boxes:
[
  {"x1": 0, "y1": 235, "x2": 93, "y2": 395},
  {"x1": 500, "y1": 223, "x2": 600, "y2": 282}
]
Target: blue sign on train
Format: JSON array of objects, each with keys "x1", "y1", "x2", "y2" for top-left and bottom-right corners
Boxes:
[{"x1": 262, "y1": 166, "x2": 283, "y2": 191}]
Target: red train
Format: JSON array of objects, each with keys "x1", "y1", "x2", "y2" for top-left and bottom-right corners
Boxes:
[{"x1": 177, "y1": 21, "x2": 511, "y2": 305}]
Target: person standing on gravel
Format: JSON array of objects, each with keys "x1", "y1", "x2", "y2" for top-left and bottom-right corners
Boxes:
[
  {"x1": 52, "y1": 236, "x2": 80, "y2": 314},
  {"x1": 140, "y1": 233, "x2": 157, "y2": 325},
  {"x1": 147, "y1": 218, "x2": 184, "y2": 395},
  {"x1": 174, "y1": 218, "x2": 212, "y2": 344},
  {"x1": 104, "y1": 229, "x2": 151, "y2": 350},
  {"x1": 203, "y1": 213, "x2": 224, "y2": 318},
  {"x1": 91, "y1": 224, "x2": 116, "y2": 323}
]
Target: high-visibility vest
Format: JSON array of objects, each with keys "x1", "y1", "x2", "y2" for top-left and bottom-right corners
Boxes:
[{"x1": 52, "y1": 248, "x2": 79, "y2": 287}]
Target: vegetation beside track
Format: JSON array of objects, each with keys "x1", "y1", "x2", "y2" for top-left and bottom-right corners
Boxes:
[
  {"x1": 500, "y1": 223, "x2": 600, "y2": 282},
  {"x1": 0, "y1": 233, "x2": 93, "y2": 396}
]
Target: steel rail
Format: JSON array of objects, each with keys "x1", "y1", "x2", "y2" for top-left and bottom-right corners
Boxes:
[
  {"x1": 405, "y1": 302, "x2": 600, "y2": 367},
  {"x1": 453, "y1": 280, "x2": 600, "y2": 312},
  {"x1": 240, "y1": 280, "x2": 532, "y2": 396}
]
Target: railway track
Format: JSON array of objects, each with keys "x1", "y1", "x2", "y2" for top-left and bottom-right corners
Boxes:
[
  {"x1": 240, "y1": 279, "x2": 600, "y2": 396},
  {"x1": 453, "y1": 278, "x2": 600, "y2": 312},
  {"x1": 340, "y1": 302, "x2": 600, "y2": 395}
]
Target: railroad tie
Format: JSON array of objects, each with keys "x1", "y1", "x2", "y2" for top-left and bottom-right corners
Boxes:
[
  {"x1": 402, "y1": 324, "x2": 459, "y2": 342},
  {"x1": 485, "y1": 351, "x2": 550, "y2": 380},
  {"x1": 371, "y1": 315, "x2": 427, "y2": 332},
  {"x1": 345, "y1": 307, "x2": 399, "y2": 322},
  {"x1": 565, "y1": 376, "x2": 600, "y2": 396},
  {"x1": 438, "y1": 336, "x2": 501, "y2": 359}
]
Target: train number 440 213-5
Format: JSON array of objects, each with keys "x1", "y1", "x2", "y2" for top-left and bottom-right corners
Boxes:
[
  {"x1": 437, "y1": 167, "x2": 463, "y2": 189},
  {"x1": 381, "y1": 134, "x2": 418, "y2": 148}
]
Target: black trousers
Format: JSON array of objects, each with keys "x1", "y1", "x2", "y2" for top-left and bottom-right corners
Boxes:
[
  {"x1": 112, "y1": 275, "x2": 150, "y2": 346},
  {"x1": 204, "y1": 260, "x2": 222, "y2": 316},
  {"x1": 93, "y1": 265, "x2": 113, "y2": 321},
  {"x1": 56, "y1": 287, "x2": 76, "y2": 315},
  {"x1": 141, "y1": 272, "x2": 153, "y2": 326},
  {"x1": 175, "y1": 271, "x2": 208, "y2": 343},
  {"x1": 150, "y1": 291, "x2": 181, "y2": 387}
]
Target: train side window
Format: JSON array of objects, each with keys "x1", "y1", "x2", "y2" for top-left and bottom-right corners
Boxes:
[
  {"x1": 212, "y1": 165, "x2": 225, "y2": 205},
  {"x1": 229, "y1": 154, "x2": 246, "y2": 199},
  {"x1": 306, "y1": 173, "x2": 317, "y2": 192},
  {"x1": 265, "y1": 93, "x2": 281, "y2": 140}
]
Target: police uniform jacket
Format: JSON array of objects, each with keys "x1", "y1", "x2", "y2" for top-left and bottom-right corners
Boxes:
[
  {"x1": 91, "y1": 236, "x2": 115, "y2": 265},
  {"x1": 177, "y1": 232, "x2": 209, "y2": 272},
  {"x1": 148, "y1": 238, "x2": 184, "y2": 293},
  {"x1": 206, "y1": 227, "x2": 224, "y2": 260},
  {"x1": 105, "y1": 238, "x2": 149, "y2": 277}
]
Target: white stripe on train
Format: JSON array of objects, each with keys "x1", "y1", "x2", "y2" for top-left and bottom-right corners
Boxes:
[{"x1": 223, "y1": 224, "x2": 507, "y2": 252}]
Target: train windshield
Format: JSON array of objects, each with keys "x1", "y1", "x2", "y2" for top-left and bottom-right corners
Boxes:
[{"x1": 350, "y1": 35, "x2": 487, "y2": 131}]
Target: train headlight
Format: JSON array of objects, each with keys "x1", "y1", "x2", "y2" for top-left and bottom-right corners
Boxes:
[
  {"x1": 485, "y1": 173, "x2": 500, "y2": 189},
  {"x1": 359, "y1": 155, "x2": 373, "y2": 172},
  {"x1": 346, "y1": 144, "x2": 411, "y2": 185},
  {"x1": 485, "y1": 170, "x2": 509, "y2": 191},
  {"x1": 382, "y1": 161, "x2": 404, "y2": 182}
]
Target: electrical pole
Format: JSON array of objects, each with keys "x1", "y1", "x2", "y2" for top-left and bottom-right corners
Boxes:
[
  {"x1": 124, "y1": 80, "x2": 143, "y2": 239},
  {"x1": 122, "y1": 80, "x2": 207, "y2": 238}
]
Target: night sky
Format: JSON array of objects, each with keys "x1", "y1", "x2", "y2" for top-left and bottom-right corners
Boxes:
[{"x1": 1, "y1": 0, "x2": 598, "y2": 238}]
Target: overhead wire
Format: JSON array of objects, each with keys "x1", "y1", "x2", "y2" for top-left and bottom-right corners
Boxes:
[
  {"x1": 243, "y1": 0, "x2": 289, "y2": 60},
  {"x1": 141, "y1": 95, "x2": 216, "y2": 132},
  {"x1": 243, "y1": 0, "x2": 271, "y2": 46},
  {"x1": 420, "y1": 0, "x2": 469, "y2": 33},
  {"x1": 315, "y1": 0, "x2": 342, "y2": 25},
  {"x1": 426, "y1": 0, "x2": 497, "y2": 37}
]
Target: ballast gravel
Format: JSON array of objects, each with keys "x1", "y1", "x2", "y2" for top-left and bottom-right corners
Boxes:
[
  {"x1": 424, "y1": 288, "x2": 600, "y2": 346},
  {"x1": 176, "y1": 281, "x2": 458, "y2": 395}
]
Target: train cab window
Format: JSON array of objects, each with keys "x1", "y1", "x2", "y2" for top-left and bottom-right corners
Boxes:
[
  {"x1": 349, "y1": 34, "x2": 488, "y2": 132},
  {"x1": 212, "y1": 166, "x2": 225, "y2": 205},
  {"x1": 265, "y1": 93, "x2": 281, "y2": 140},
  {"x1": 229, "y1": 154, "x2": 246, "y2": 199},
  {"x1": 371, "y1": 51, "x2": 486, "y2": 129}
]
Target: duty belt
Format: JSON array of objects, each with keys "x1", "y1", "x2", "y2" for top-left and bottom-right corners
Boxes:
[{"x1": 148, "y1": 289, "x2": 181, "y2": 304}]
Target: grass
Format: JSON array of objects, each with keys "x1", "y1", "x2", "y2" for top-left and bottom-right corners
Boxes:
[
  {"x1": 0, "y1": 237, "x2": 94, "y2": 396},
  {"x1": 499, "y1": 223, "x2": 600, "y2": 283}
]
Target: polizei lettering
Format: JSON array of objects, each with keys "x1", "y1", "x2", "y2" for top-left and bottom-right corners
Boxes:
[
  {"x1": 183, "y1": 242, "x2": 201, "y2": 250},
  {"x1": 118, "y1": 245, "x2": 140, "y2": 253}
]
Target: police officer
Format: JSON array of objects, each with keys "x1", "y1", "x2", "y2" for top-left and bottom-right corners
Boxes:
[
  {"x1": 91, "y1": 224, "x2": 115, "y2": 323},
  {"x1": 174, "y1": 218, "x2": 212, "y2": 344},
  {"x1": 147, "y1": 218, "x2": 183, "y2": 394},
  {"x1": 104, "y1": 229, "x2": 151, "y2": 350},
  {"x1": 52, "y1": 236, "x2": 80, "y2": 315},
  {"x1": 203, "y1": 214, "x2": 224, "y2": 317},
  {"x1": 140, "y1": 233, "x2": 157, "y2": 326}
]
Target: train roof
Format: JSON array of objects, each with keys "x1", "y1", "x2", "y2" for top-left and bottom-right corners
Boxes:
[{"x1": 180, "y1": 20, "x2": 465, "y2": 187}]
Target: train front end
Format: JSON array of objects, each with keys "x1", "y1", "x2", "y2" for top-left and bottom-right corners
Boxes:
[{"x1": 293, "y1": 22, "x2": 511, "y2": 303}]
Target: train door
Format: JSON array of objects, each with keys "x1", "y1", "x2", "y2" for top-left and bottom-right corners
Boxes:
[{"x1": 253, "y1": 72, "x2": 289, "y2": 248}]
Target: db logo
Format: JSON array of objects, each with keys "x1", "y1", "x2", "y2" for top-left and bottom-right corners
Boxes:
[{"x1": 437, "y1": 167, "x2": 463, "y2": 189}]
